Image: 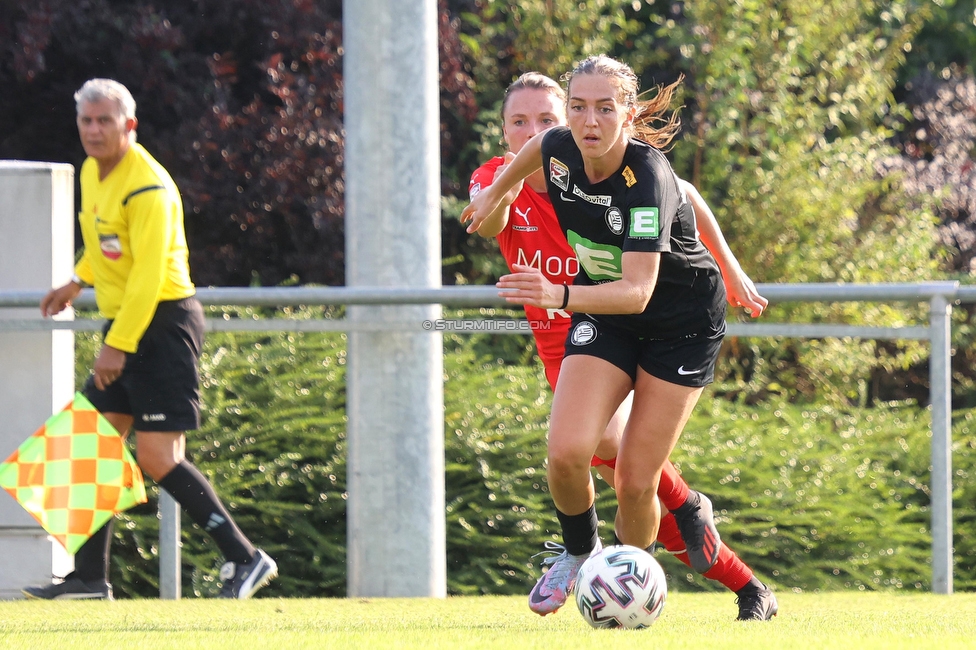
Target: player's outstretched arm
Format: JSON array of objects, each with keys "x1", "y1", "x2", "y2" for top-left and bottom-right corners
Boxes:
[
  {"x1": 461, "y1": 132, "x2": 544, "y2": 234},
  {"x1": 470, "y1": 152, "x2": 525, "y2": 239},
  {"x1": 680, "y1": 179, "x2": 768, "y2": 318},
  {"x1": 498, "y1": 251, "x2": 660, "y2": 316}
]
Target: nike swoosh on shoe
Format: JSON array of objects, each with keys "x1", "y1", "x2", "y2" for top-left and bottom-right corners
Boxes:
[{"x1": 530, "y1": 589, "x2": 554, "y2": 604}]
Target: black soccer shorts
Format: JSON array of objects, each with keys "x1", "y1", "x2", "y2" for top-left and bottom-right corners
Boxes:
[
  {"x1": 84, "y1": 297, "x2": 205, "y2": 432},
  {"x1": 562, "y1": 314, "x2": 725, "y2": 387}
]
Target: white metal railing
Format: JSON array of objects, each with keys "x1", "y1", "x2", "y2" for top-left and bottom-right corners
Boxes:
[{"x1": 2, "y1": 282, "x2": 974, "y2": 596}]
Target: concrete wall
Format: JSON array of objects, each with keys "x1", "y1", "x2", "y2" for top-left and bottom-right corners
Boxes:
[{"x1": 0, "y1": 161, "x2": 76, "y2": 598}]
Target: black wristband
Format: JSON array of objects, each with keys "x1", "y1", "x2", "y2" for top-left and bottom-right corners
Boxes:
[{"x1": 559, "y1": 284, "x2": 570, "y2": 310}]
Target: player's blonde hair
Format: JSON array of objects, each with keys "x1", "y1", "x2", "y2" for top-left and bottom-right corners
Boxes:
[
  {"x1": 563, "y1": 55, "x2": 682, "y2": 150},
  {"x1": 74, "y1": 78, "x2": 137, "y2": 121},
  {"x1": 501, "y1": 72, "x2": 567, "y2": 120}
]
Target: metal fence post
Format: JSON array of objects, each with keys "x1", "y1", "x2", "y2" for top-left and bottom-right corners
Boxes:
[
  {"x1": 343, "y1": 0, "x2": 446, "y2": 597},
  {"x1": 929, "y1": 292, "x2": 953, "y2": 594},
  {"x1": 158, "y1": 490, "x2": 181, "y2": 599}
]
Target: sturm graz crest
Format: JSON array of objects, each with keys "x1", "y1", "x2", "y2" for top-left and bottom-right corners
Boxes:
[
  {"x1": 605, "y1": 207, "x2": 624, "y2": 235},
  {"x1": 570, "y1": 321, "x2": 597, "y2": 346}
]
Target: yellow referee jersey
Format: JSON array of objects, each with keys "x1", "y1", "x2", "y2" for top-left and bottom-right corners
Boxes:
[{"x1": 74, "y1": 142, "x2": 195, "y2": 353}]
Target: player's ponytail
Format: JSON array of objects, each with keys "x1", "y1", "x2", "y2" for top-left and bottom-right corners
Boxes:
[{"x1": 632, "y1": 76, "x2": 683, "y2": 150}]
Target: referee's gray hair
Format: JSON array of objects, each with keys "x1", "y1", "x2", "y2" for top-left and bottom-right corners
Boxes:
[{"x1": 74, "y1": 78, "x2": 137, "y2": 120}]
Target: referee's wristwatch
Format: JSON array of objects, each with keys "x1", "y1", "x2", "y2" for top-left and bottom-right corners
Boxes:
[{"x1": 70, "y1": 273, "x2": 87, "y2": 287}]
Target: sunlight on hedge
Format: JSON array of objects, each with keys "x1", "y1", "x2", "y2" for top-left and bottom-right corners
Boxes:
[{"x1": 74, "y1": 325, "x2": 975, "y2": 597}]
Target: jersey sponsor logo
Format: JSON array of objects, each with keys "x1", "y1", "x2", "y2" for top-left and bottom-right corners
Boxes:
[
  {"x1": 515, "y1": 248, "x2": 580, "y2": 278},
  {"x1": 629, "y1": 207, "x2": 660, "y2": 238},
  {"x1": 605, "y1": 207, "x2": 624, "y2": 235},
  {"x1": 512, "y1": 206, "x2": 539, "y2": 232},
  {"x1": 622, "y1": 166, "x2": 637, "y2": 188},
  {"x1": 570, "y1": 321, "x2": 598, "y2": 346},
  {"x1": 549, "y1": 157, "x2": 569, "y2": 191},
  {"x1": 99, "y1": 234, "x2": 122, "y2": 260},
  {"x1": 567, "y1": 230, "x2": 622, "y2": 281},
  {"x1": 572, "y1": 185, "x2": 611, "y2": 206},
  {"x1": 469, "y1": 182, "x2": 482, "y2": 198}
]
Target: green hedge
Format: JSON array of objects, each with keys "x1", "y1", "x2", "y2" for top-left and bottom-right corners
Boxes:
[
  {"x1": 73, "y1": 327, "x2": 975, "y2": 596},
  {"x1": 676, "y1": 402, "x2": 976, "y2": 592}
]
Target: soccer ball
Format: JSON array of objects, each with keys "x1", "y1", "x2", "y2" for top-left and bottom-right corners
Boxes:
[{"x1": 574, "y1": 545, "x2": 668, "y2": 629}]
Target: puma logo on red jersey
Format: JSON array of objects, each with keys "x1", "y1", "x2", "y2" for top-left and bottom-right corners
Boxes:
[{"x1": 512, "y1": 206, "x2": 539, "y2": 232}]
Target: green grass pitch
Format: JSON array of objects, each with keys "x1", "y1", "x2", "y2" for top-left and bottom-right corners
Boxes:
[{"x1": 1, "y1": 592, "x2": 974, "y2": 649}]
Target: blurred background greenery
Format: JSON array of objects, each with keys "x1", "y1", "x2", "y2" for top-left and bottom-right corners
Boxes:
[
  {"x1": 3, "y1": 0, "x2": 974, "y2": 403},
  {"x1": 5, "y1": 0, "x2": 974, "y2": 595},
  {"x1": 74, "y1": 319, "x2": 975, "y2": 597}
]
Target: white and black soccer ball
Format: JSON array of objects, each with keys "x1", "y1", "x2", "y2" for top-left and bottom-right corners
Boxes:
[{"x1": 574, "y1": 545, "x2": 668, "y2": 629}]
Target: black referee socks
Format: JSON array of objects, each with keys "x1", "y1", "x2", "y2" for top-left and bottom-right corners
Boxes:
[{"x1": 158, "y1": 460, "x2": 256, "y2": 565}]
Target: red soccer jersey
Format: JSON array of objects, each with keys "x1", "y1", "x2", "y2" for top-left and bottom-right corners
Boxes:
[{"x1": 470, "y1": 157, "x2": 577, "y2": 385}]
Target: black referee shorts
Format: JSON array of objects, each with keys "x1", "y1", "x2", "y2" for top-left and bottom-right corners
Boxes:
[
  {"x1": 562, "y1": 314, "x2": 725, "y2": 388},
  {"x1": 84, "y1": 297, "x2": 205, "y2": 432}
]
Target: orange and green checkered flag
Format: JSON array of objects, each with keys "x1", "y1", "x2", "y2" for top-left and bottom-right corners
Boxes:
[{"x1": 0, "y1": 392, "x2": 146, "y2": 554}]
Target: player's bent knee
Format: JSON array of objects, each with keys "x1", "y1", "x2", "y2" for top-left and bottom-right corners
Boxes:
[
  {"x1": 614, "y1": 475, "x2": 657, "y2": 506},
  {"x1": 548, "y1": 446, "x2": 594, "y2": 480}
]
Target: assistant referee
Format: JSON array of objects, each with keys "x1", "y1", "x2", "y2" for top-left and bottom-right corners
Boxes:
[{"x1": 23, "y1": 78, "x2": 276, "y2": 600}]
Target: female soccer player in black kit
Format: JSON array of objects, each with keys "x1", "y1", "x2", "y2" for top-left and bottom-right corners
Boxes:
[{"x1": 460, "y1": 55, "x2": 774, "y2": 618}]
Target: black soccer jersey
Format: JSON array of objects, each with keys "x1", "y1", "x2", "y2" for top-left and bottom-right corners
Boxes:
[{"x1": 541, "y1": 126, "x2": 726, "y2": 338}]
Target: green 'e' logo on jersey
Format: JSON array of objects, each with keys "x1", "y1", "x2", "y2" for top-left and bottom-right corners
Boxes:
[
  {"x1": 566, "y1": 230, "x2": 622, "y2": 281},
  {"x1": 630, "y1": 207, "x2": 659, "y2": 238}
]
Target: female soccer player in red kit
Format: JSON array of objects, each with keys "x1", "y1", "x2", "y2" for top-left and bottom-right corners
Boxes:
[{"x1": 466, "y1": 71, "x2": 775, "y2": 621}]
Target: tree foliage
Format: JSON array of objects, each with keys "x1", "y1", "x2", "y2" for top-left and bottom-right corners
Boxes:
[
  {"x1": 0, "y1": 0, "x2": 478, "y2": 287},
  {"x1": 886, "y1": 72, "x2": 976, "y2": 274},
  {"x1": 884, "y1": 69, "x2": 976, "y2": 404},
  {"x1": 673, "y1": 0, "x2": 938, "y2": 278},
  {"x1": 0, "y1": 0, "x2": 346, "y2": 286},
  {"x1": 3, "y1": 0, "x2": 974, "y2": 414},
  {"x1": 900, "y1": 0, "x2": 976, "y2": 81},
  {"x1": 446, "y1": 0, "x2": 976, "y2": 405},
  {"x1": 628, "y1": 0, "x2": 946, "y2": 404},
  {"x1": 440, "y1": 0, "x2": 647, "y2": 285}
]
